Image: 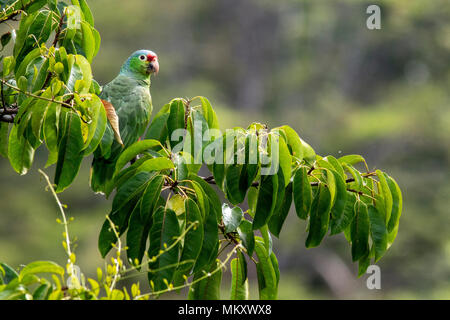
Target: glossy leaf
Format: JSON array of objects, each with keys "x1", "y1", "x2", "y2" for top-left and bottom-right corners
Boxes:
[
  {"x1": 305, "y1": 184, "x2": 332, "y2": 248},
  {"x1": 254, "y1": 239, "x2": 278, "y2": 300},
  {"x1": 178, "y1": 199, "x2": 204, "y2": 274},
  {"x1": 114, "y1": 139, "x2": 161, "y2": 175},
  {"x1": 54, "y1": 112, "x2": 84, "y2": 193},
  {"x1": 376, "y1": 170, "x2": 393, "y2": 224},
  {"x1": 8, "y1": 119, "x2": 35, "y2": 175},
  {"x1": 18, "y1": 261, "x2": 64, "y2": 281},
  {"x1": 293, "y1": 166, "x2": 312, "y2": 219},
  {"x1": 385, "y1": 174, "x2": 403, "y2": 233},
  {"x1": 367, "y1": 205, "x2": 388, "y2": 262},
  {"x1": 253, "y1": 173, "x2": 278, "y2": 230},
  {"x1": 351, "y1": 201, "x2": 370, "y2": 261},
  {"x1": 268, "y1": 182, "x2": 293, "y2": 238},
  {"x1": 230, "y1": 251, "x2": 249, "y2": 300},
  {"x1": 330, "y1": 192, "x2": 357, "y2": 235},
  {"x1": 237, "y1": 219, "x2": 255, "y2": 256},
  {"x1": 148, "y1": 207, "x2": 181, "y2": 291},
  {"x1": 222, "y1": 203, "x2": 243, "y2": 233}
]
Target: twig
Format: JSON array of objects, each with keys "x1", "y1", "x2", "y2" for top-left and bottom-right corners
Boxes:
[{"x1": 38, "y1": 169, "x2": 77, "y2": 286}]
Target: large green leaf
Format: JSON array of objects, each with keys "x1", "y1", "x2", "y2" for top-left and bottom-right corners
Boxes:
[
  {"x1": 385, "y1": 174, "x2": 402, "y2": 233},
  {"x1": 268, "y1": 182, "x2": 293, "y2": 238},
  {"x1": 351, "y1": 201, "x2": 370, "y2": 261},
  {"x1": 367, "y1": 205, "x2": 388, "y2": 262},
  {"x1": 254, "y1": 238, "x2": 278, "y2": 300},
  {"x1": 139, "y1": 175, "x2": 164, "y2": 221},
  {"x1": 114, "y1": 139, "x2": 161, "y2": 175},
  {"x1": 330, "y1": 192, "x2": 357, "y2": 235},
  {"x1": 167, "y1": 99, "x2": 185, "y2": 149},
  {"x1": 8, "y1": 121, "x2": 35, "y2": 175},
  {"x1": 305, "y1": 184, "x2": 332, "y2": 248},
  {"x1": 293, "y1": 166, "x2": 312, "y2": 219},
  {"x1": 193, "y1": 197, "x2": 219, "y2": 274},
  {"x1": 134, "y1": 157, "x2": 174, "y2": 175},
  {"x1": 177, "y1": 199, "x2": 204, "y2": 275},
  {"x1": 148, "y1": 207, "x2": 181, "y2": 292},
  {"x1": 376, "y1": 170, "x2": 393, "y2": 224},
  {"x1": 111, "y1": 171, "x2": 153, "y2": 213},
  {"x1": 252, "y1": 173, "x2": 278, "y2": 230},
  {"x1": 188, "y1": 260, "x2": 222, "y2": 300},
  {"x1": 277, "y1": 125, "x2": 315, "y2": 162},
  {"x1": 222, "y1": 203, "x2": 243, "y2": 233},
  {"x1": 54, "y1": 112, "x2": 84, "y2": 193},
  {"x1": 18, "y1": 261, "x2": 64, "y2": 282},
  {"x1": 230, "y1": 251, "x2": 248, "y2": 300},
  {"x1": 237, "y1": 219, "x2": 255, "y2": 256}
]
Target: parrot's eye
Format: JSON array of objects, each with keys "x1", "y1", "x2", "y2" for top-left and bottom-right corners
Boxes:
[{"x1": 139, "y1": 55, "x2": 146, "y2": 61}]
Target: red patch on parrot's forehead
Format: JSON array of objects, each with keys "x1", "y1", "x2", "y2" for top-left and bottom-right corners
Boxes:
[{"x1": 147, "y1": 53, "x2": 157, "y2": 61}]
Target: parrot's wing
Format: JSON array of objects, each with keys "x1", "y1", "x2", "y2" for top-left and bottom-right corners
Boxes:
[{"x1": 98, "y1": 75, "x2": 152, "y2": 159}]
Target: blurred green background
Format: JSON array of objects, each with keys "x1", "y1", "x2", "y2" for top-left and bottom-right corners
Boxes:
[{"x1": 1, "y1": 0, "x2": 449, "y2": 299}]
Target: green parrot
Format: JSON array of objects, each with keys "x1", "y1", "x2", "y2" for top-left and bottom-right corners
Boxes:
[{"x1": 90, "y1": 49, "x2": 159, "y2": 194}]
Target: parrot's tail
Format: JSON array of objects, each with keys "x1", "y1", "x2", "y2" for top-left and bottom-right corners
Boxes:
[{"x1": 90, "y1": 156, "x2": 116, "y2": 194}]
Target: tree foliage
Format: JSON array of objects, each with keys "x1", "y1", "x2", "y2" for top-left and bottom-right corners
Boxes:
[{"x1": 0, "y1": 0, "x2": 403, "y2": 300}]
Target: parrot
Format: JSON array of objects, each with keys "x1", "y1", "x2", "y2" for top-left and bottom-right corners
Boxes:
[{"x1": 90, "y1": 49, "x2": 159, "y2": 194}]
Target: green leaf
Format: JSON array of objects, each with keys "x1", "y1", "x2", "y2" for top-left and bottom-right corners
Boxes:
[
  {"x1": 274, "y1": 132, "x2": 292, "y2": 187},
  {"x1": 268, "y1": 182, "x2": 293, "y2": 238},
  {"x1": 19, "y1": 261, "x2": 64, "y2": 281},
  {"x1": 145, "y1": 103, "x2": 169, "y2": 140},
  {"x1": 126, "y1": 201, "x2": 152, "y2": 268},
  {"x1": 82, "y1": 99, "x2": 107, "y2": 156},
  {"x1": 111, "y1": 171, "x2": 153, "y2": 213},
  {"x1": 367, "y1": 205, "x2": 388, "y2": 262},
  {"x1": 344, "y1": 164, "x2": 363, "y2": 191},
  {"x1": 224, "y1": 164, "x2": 245, "y2": 204},
  {"x1": 14, "y1": 10, "x2": 54, "y2": 64},
  {"x1": 230, "y1": 251, "x2": 248, "y2": 300},
  {"x1": 80, "y1": 21, "x2": 95, "y2": 62},
  {"x1": 254, "y1": 239, "x2": 278, "y2": 300},
  {"x1": 385, "y1": 174, "x2": 402, "y2": 233},
  {"x1": 237, "y1": 219, "x2": 255, "y2": 256},
  {"x1": 351, "y1": 201, "x2": 370, "y2": 261},
  {"x1": 305, "y1": 184, "x2": 332, "y2": 248},
  {"x1": 54, "y1": 112, "x2": 84, "y2": 193},
  {"x1": 148, "y1": 207, "x2": 181, "y2": 292},
  {"x1": 98, "y1": 202, "x2": 139, "y2": 258},
  {"x1": 330, "y1": 192, "x2": 357, "y2": 235},
  {"x1": 0, "y1": 263, "x2": 18, "y2": 284},
  {"x1": 0, "y1": 32, "x2": 12, "y2": 51},
  {"x1": 188, "y1": 174, "x2": 222, "y2": 223},
  {"x1": 198, "y1": 96, "x2": 219, "y2": 130},
  {"x1": 33, "y1": 283, "x2": 51, "y2": 300},
  {"x1": 188, "y1": 260, "x2": 222, "y2": 300},
  {"x1": 135, "y1": 157, "x2": 174, "y2": 174},
  {"x1": 338, "y1": 154, "x2": 367, "y2": 168},
  {"x1": 328, "y1": 169, "x2": 348, "y2": 230},
  {"x1": 8, "y1": 123, "x2": 35, "y2": 175},
  {"x1": 178, "y1": 199, "x2": 204, "y2": 275},
  {"x1": 140, "y1": 175, "x2": 164, "y2": 221},
  {"x1": 277, "y1": 125, "x2": 315, "y2": 162},
  {"x1": 293, "y1": 166, "x2": 312, "y2": 219},
  {"x1": 79, "y1": 0, "x2": 94, "y2": 26},
  {"x1": 222, "y1": 203, "x2": 243, "y2": 233},
  {"x1": 252, "y1": 173, "x2": 278, "y2": 230},
  {"x1": 167, "y1": 99, "x2": 185, "y2": 149},
  {"x1": 193, "y1": 196, "x2": 219, "y2": 273},
  {"x1": 376, "y1": 170, "x2": 393, "y2": 224},
  {"x1": 114, "y1": 139, "x2": 161, "y2": 175},
  {"x1": 43, "y1": 103, "x2": 61, "y2": 153},
  {"x1": 324, "y1": 155, "x2": 346, "y2": 180}
]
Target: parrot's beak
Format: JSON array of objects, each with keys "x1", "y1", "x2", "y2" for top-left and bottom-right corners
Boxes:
[{"x1": 148, "y1": 59, "x2": 159, "y2": 75}]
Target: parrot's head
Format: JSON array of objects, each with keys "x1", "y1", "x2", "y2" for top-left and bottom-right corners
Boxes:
[{"x1": 122, "y1": 49, "x2": 159, "y2": 78}]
